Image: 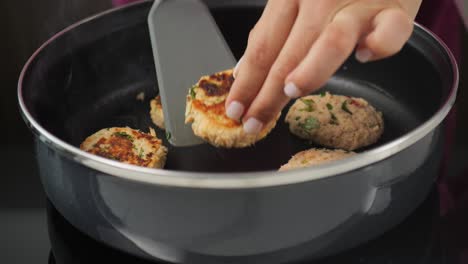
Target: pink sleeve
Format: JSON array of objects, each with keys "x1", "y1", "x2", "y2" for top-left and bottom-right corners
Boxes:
[{"x1": 455, "y1": 0, "x2": 468, "y2": 29}]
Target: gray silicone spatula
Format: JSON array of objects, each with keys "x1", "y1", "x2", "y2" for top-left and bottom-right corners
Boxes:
[{"x1": 148, "y1": 0, "x2": 236, "y2": 147}]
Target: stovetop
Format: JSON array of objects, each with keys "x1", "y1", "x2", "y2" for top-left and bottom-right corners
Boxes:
[
  {"x1": 2, "y1": 147, "x2": 468, "y2": 264},
  {"x1": 3, "y1": 182, "x2": 468, "y2": 264},
  {"x1": 46, "y1": 191, "x2": 443, "y2": 264}
]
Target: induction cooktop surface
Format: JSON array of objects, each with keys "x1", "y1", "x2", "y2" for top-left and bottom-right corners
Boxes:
[
  {"x1": 2, "y1": 145, "x2": 468, "y2": 264},
  {"x1": 4, "y1": 185, "x2": 468, "y2": 264}
]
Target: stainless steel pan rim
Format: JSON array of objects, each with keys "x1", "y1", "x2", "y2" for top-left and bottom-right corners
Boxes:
[{"x1": 17, "y1": 1, "x2": 459, "y2": 189}]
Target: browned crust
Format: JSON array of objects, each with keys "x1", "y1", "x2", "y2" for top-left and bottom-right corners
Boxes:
[
  {"x1": 80, "y1": 128, "x2": 165, "y2": 168},
  {"x1": 185, "y1": 69, "x2": 280, "y2": 148},
  {"x1": 198, "y1": 71, "x2": 234, "y2": 96}
]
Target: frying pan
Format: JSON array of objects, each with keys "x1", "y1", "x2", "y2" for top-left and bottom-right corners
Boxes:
[{"x1": 18, "y1": 0, "x2": 458, "y2": 263}]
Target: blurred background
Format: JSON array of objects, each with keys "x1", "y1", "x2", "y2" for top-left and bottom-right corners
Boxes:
[
  {"x1": 0, "y1": 0, "x2": 113, "y2": 208},
  {"x1": 0, "y1": 1, "x2": 113, "y2": 262},
  {"x1": 0, "y1": 0, "x2": 466, "y2": 262}
]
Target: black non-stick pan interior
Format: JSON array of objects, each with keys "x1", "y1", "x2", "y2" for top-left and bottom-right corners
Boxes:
[{"x1": 21, "y1": 2, "x2": 453, "y2": 172}]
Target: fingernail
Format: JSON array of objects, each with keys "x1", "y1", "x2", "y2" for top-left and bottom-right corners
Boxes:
[
  {"x1": 355, "y1": 49, "x2": 373, "y2": 63},
  {"x1": 226, "y1": 101, "x2": 245, "y2": 120},
  {"x1": 233, "y1": 57, "x2": 243, "y2": 78},
  {"x1": 243, "y1": 118, "x2": 263, "y2": 134},
  {"x1": 284, "y1": 82, "x2": 301, "y2": 98}
]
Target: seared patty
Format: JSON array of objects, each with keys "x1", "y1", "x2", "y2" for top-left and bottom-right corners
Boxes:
[
  {"x1": 150, "y1": 95, "x2": 165, "y2": 130},
  {"x1": 185, "y1": 69, "x2": 279, "y2": 148},
  {"x1": 80, "y1": 127, "x2": 167, "y2": 168},
  {"x1": 279, "y1": 148, "x2": 355, "y2": 171}
]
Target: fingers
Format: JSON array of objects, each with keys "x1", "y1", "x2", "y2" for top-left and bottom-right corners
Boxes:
[
  {"x1": 232, "y1": 57, "x2": 243, "y2": 79},
  {"x1": 241, "y1": 1, "x2": 332, "y2": 129},
  {"x1": 225, "y1": 0, "x2": 298, "y2": 121},
  {"x1": 355, "y1": 8, "x2": 413, "y2": 62},
  {"x1": 227, "y1": 0, "x2": 415, "y2": 136},
  {"x1": 285, "y1": 4, "x2": 378, "y2": 97}
]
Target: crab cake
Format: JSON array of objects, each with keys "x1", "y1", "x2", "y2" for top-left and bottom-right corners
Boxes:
[
  {"x1": 285, "y1": 92, "x2": 384, "y2": 151},
  {"x1": 80, "y1": 127, "x2": 167, "y2": 168},
  {"x1": 150, "y1": 95, "x2": 165, "y2": 130},
  {"x1": 279, "y1": 148, "x2": 355, "y2": 171},
  {"x1": 185, "y1": 69, "x2": 279, "y2": 148}
]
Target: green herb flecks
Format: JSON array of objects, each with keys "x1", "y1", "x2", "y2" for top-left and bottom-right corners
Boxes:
[
  {"x1": 300, "y1": 98, "x2": 315, "y2": 112},
  {"x1": 342, "y1": 101, "x2": 353, "y2": 115},
  {"x1": 330, "y1": 113, "x2": 339, "y2": 125},
  {"x1": 107, "y1": 154, "x2": 120, "y2": 161},
  {"x1": 320, "y1": 91, "x2": 326, "y2": 97},
  {"x1": 298, "y1": 117, "x2": 320, "y2": 135},
  {"x1": 295, "y1": 116, "x2": 301, "y2": 121},
  {"x1": 190, "y1": 85, "x2": 197, "y2": 99},
  {"x1": 113, "y1": 132, "x2": 134, "y2": 141},
  {"x1": 138, "y1": 147, "x2": 144, "y2": 159},
  {"x1": 165, "y1": 131, "x2": 172, "y2": 141},
  {"x1": 326, "y1": 103, "x2": 333, "y2": 110}
]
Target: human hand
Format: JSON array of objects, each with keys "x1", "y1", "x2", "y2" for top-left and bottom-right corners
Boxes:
[{"x1": 225, "y1": 0, "x2": 422, "y2": 134}]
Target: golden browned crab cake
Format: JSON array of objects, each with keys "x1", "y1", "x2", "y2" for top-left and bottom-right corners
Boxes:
[
  {"x1": 285, "y1": 92, "x2": 384, "y2": 151},
  {"x1": 150, "y1": 95, "x2": 165, "y2": 130},
  {"x1": 80, "y1": 127, "x2": 167, "y2": 168},
  {"x1": 279, "y1": 148, "x2": 355, "y2": 171},
  {"x1": 185, "y1": 69, "x2": 279, "y2": 148}
]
